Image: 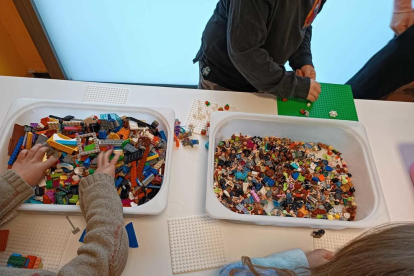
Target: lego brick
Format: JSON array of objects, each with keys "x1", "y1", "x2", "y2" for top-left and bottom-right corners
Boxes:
[
  {"x1": 7, "y1": 137, "x2": 24, "y2": 166},
  {"x1": 0, "y1": 230, "x2": 9, "y2": 251},
  {"x1": 124, "y1": 150, "x2": 144, "y2": 164},
  {"x1": 76, "y1": 133, "x2": 100, "y2": 157},
  {"x1": 8, "y1": 124, "x2": 25, "y2": 155},
  {"x1": 168, "y1": 215, "x2": 227, "y2": 274},
  {"x1": 125, "y1": 222, "x2": 139, "y2": 248},
  {"x1": 99, "y1": 139, "x2": 124, "y2": 146},
  {"x1": 0, "y1": 223, "x2": 70, "y2": 272},
  {"x1": 277, "y1": 83, "x2": 359, "y2": 121}
]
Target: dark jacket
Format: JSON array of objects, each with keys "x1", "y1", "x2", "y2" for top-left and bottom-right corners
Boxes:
[{"x1": 194, "y1": 0, "x2": 326, "y2": 98}]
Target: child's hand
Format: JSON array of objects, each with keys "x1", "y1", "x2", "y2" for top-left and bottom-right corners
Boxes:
[
  {"x1": 306, "y1": 249, "x2": 334, "y2": 268},
  {"x1": 391, "y1": 11, "x2": 414, "y2": 35},
  {"x1": 298, "y1": 65, "x2": 316, "y2": 80},
  {"x1": 11, "y1": 144, "x2": 58, "y2": 187},
  {"x1": 95, "y1": 150, "x2": 120, "y2": 178},
  {"x1": 307, "y1": 79, "x2": 322, "y2": 102}
]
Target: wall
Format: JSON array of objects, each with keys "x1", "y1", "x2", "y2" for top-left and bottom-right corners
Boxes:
[
  {"x1": 0, "y1": 0, "x2": 46, "y2": 76},
  {"x1": 33, "y1": 0, "x2": 393, "y2": 85}
]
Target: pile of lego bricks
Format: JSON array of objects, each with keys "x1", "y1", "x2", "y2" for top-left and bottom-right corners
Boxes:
[
  {"x1": 7, "y1": 114, "x2": 167, "y2": 207},
  {"x1": 213, "y1": 134, "x2": 357, "y2": 220}
]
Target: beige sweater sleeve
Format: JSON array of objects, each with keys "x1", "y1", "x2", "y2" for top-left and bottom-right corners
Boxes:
[
  {"x1": 0, "y1": 170, "x2": 34, "y2": 226},
  {"x1": 58, "y1": 173, "x2": 129, "y2": 276}
]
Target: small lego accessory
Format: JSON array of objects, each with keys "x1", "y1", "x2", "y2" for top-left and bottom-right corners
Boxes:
[
  {"x1": 0, "y1": 229, "x2": 9, "y2": 251},
  {"x1": 307, "y1": 102, "x2": 311, "y2": 107},
  {"x1": 224, "y1": 104, "x2": 230, "y2": 110},
  {"x1": 205, "y1": 101, "x2": 210, "y2": 106},
  {"x1": 282, "y1": 98, "x2": 288, "y2": 102},
  {"x1": 201, "y1": 129, "x2": 207, "y2": 136},
  {"x1": 329, "y1": 110, "x2": 338, "y2": 118},
  {"x1": 65, "y1": 216, "x2": 80, "y2": 234},
  {"x1": 218, "y1": 107, "x2": 224, "y2": 111},
  {"x1": 312, "y1": 229, "x2": 326, "y2": 239}
]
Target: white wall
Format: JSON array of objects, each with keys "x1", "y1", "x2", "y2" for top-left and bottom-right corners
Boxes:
[{"x1": 34, "y1": 0, "x2": 394, "y2": 85}]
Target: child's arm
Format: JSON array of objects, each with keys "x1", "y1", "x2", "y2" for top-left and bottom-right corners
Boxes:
[
  {"x1": 289, "y1": 27, "x2": 313, "y2": 74},
  {"x1": 219, "y1": 249, "x2": 334, "y2": 276},
  {"x1": 391, "y1": 0, "x2": 414, "y2": 35},
  {"x1": 59, "y1": 151, "x2": 128, "y2": 276},
  {"x1": 0, "y1": 144, "x2": 57, "y2": 225},
  {"x1": 226, "y1": 1, "x2": 320, "y2": 101}
]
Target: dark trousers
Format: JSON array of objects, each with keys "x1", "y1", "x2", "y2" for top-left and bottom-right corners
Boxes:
[{"x1": 346, "y1": 25, "x2": 414, "y2": 99}]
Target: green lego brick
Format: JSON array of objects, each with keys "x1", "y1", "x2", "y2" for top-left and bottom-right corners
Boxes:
[
  {"x1": 277, "y1": 83, "x2": 359, "y2": 121},
  {"x1": 84, "y1": 143, "x2": 97, "y2": 151},
  {"x1": 7, "y1": 255, "x2": 26, "y2": 268}
]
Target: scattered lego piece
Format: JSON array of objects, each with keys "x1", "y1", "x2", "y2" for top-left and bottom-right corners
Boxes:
[
  {"x1": 214, "y1": 134, "x2": 356, "y2": 220},
  {"x1": 224, "y1": 104, "x2": 230, "y2": 110},
  {"x1": 125, "y1": 222, "x2": 139, "y2": 248},
  {"x1": 307, "y1": 102, "x2": 311, "y2": 107},
  {"x1": 282, "y1": 98, "x2": 288, "y2": 102},
  {"x1": 7, "y1": 137, "x2": 24, "y2": 166},
  {"x1": 79, "y1": 228, "x2": 87, "y2": 243},
  {"x1": 329, "y1": 110, "x2": 338, "y2": 118},
  {"x1": 205, "y1": 101, "x2": 210, "y2": 106},
  {"x1": 65, "y1": 216, "x2": 80, "y2": 235},
  {"x1": 0, "y1": 230, "x2": 9, "y2": 251},
  {"x1": 312, "y1": 229, "x2": 326, "y2": 239}
]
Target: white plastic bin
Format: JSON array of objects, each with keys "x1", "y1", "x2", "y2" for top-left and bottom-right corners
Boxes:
[
  {"x1": 0, "y1": 98, "x2": 175, "y2": 216},
  {"x1": 206, "y1": 112, "x2": 390, "y2": 229}
]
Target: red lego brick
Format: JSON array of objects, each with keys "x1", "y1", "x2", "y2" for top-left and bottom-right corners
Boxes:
[{"x1": 0, "y1": 230, "x2": 10, "y2": 251}]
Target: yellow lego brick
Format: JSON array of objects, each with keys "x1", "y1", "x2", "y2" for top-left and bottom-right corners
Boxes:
[
  {"x1": 26, "y1": 132, "x2": 33, "y2": 150},
  {"x1": 146, "y1": 154, "x2": 159, "y2": 161},
  {"x1": 47, "y1": 134, "x2": 78, "y2": 154}
]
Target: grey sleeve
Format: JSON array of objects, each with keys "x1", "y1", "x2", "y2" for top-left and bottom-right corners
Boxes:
[
  {"x1": 289, "y1": 26, "x2": 314, "y2": 71},
  {"x1": 226, "y1": 0, "x2": 310, "y2": 99},
  {"x1": 58, "y1": 173, "x2": 128, "y2": 276}
]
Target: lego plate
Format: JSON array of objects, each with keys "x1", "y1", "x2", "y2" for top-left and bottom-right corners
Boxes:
[
  {"x1": 206, "y1": 112, "x2": 389, "y2": 229},
  {"x1": 0, "y1": 98, "x2": 175, "y2": 216}
]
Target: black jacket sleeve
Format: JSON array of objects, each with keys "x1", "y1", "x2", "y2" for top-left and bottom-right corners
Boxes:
[
  {"x1": 226, "y1": 0, "x2": 310, "y2": 99},
  {"x1": 289, "y1": 26, "x2": 313, "y2": 71}
]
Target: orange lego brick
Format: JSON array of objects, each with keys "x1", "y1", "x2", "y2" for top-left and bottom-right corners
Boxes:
[{"x1": 130, "y1": 161, "x2": 137, "y2": 187}]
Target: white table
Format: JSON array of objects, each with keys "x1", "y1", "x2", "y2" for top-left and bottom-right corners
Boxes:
[{"x1": 1, "y1": 76, "x2": 414, "y2": 276}]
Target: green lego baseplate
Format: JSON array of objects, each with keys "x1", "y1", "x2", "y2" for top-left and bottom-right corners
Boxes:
[{"x1": 277, "y1": 83, "x2": 359, "y2": 121}]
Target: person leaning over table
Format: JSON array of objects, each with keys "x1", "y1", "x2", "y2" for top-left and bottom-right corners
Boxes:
[
  {"x1": 347, "y1": 0, "x2": 414, "y2": 101},
  {"x1": 0, "y1": 144, "x2": 128, "y2": 276},
  {"x1": 193, "y1": 0, "x2": 325, "y2": 102}
]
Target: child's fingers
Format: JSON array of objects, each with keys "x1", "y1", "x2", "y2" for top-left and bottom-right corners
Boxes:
[
  {"x1": 41, "y1": 156, "x2": 58, "y2": 170},
  {"x1": 34, "y1": 147, "x2": 50, "y2": 161},
  {"x1": 103, "y1": 149, "x2": 113, "y2": 165},
  {"x1": 16, "y1": 149, "x2": 29, "y2": 162},
  {"x1": 26, "y1": 144, "x2": 43, "y2": 160},
  {"x1": 110, "y1": 152, "x2": 121, "y2": 166},
  {"x1": 97, "y1": 151, "x2": 105, "y2": 168}
]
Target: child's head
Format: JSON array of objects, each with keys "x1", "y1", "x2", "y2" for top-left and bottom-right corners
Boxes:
[{"x1": 230, "y1": 223, "x2": 414, "y2": 276}]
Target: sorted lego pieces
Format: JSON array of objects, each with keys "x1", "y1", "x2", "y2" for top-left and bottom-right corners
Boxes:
[
  {"x1": 213, "y1": 134, "x2": 357, "y2": 220},
  {"x1": 7, "y1": 113, "x2": 167, "y2": 207}
]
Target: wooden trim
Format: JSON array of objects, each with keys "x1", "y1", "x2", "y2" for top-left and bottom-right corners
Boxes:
[{"x1": 13, "y1": 0, "x2": 65, "y2": 79}]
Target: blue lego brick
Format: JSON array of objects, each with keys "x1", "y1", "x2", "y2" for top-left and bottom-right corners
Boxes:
[
  {"x1": 79, "y1": 228, "x2": 86, "y2": 243},
  {"x1": 8, "y1": 136, "x2": 24, "y2": 166},
  {"x1": 125, "y1": 222, "x2": 139, "y2": 248},
  {"x1": 159, "y1": 130, "x2": 167, "y2": 142}
]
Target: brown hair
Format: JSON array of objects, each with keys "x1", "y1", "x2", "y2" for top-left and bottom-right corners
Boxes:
[{"x1": 230, "y1": 223, "x2": 414, "y2": 276}]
